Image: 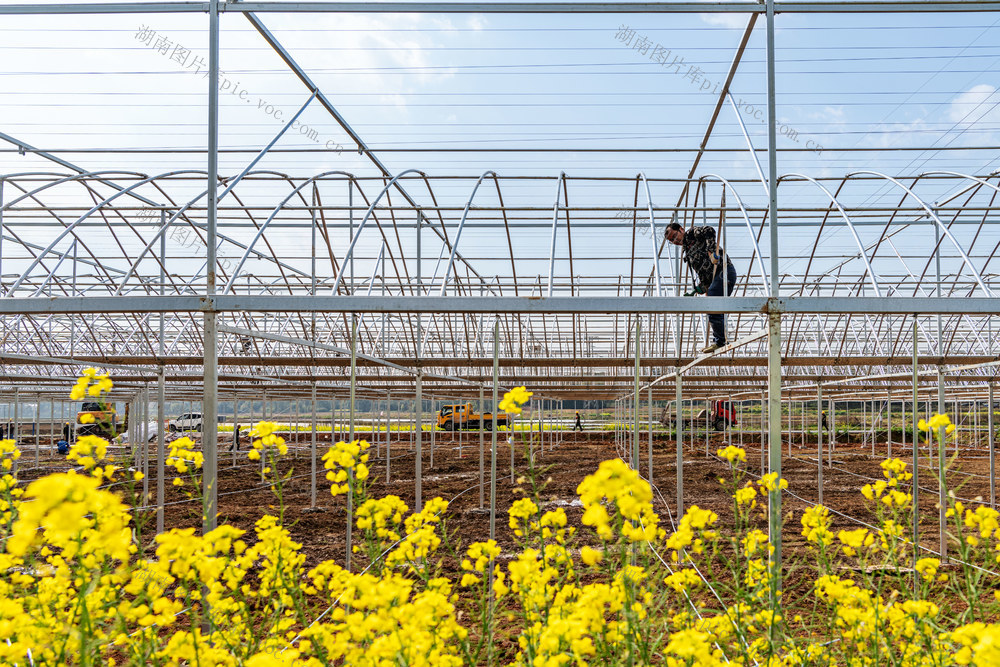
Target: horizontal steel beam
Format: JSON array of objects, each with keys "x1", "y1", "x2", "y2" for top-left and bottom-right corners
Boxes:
[
  {"x1": 3, "y1": 354, "x2": 995, "y2": 368},
  {"x1": 4, "y1": 295, "x2": 1000, "y2": 315},
  {"x1": 0, "y1": 1, "x2": 997, "y2": 13}
]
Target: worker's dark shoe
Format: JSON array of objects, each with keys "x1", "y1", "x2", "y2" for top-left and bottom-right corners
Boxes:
[{"x1": 701, "y1": 341, "x2": 725, "y2": 354}]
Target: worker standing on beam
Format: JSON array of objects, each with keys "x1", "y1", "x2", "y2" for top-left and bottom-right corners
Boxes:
[{"x1": 665, "y1": 222, "x2": 738, "y2": 354}]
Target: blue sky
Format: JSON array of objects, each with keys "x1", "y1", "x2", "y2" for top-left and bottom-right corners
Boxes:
[{"x1": 1, "y1": 5, "x2": 998, "y2": 300}]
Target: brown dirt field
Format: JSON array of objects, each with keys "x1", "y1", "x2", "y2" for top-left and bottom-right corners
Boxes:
[
  {"x1": 13, "y1": 429, "x2": 995, "y2": 661},
  {"x1": 15, "y1": 429, "x2": 993, "y2": 567}
]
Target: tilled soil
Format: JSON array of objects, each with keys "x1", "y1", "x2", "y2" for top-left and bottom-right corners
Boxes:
[
  {"x1": 15, "y1": 430, "x2": 993, "y2": 565},
  {"x1": 13, "y1": 430, "x2": 993, "y2": 661}
]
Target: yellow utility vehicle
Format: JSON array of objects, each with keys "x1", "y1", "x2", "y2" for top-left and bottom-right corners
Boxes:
[{"x1": 436, "y1": 403, "x2": 510, "y2": 431}]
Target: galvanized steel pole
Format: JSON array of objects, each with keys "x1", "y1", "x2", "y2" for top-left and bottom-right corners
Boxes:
[
  {"x1": 912, "y1": 316, "x2": 920, "y2": 587},
  {"x1": 937, "y1": 366, "x2": 946, "y2": 561},
  {"x1": 767, "y1": 311, "x2": 782, "y2": 594},
  {"x1": 817, "y1": 382, "x2": 823, "y2": 506},
  {"x1": 989, "y1": 382, "x2": 995, "y2": 509},
  {"x1": 415, "y1": 372, "x2": 423, "y2": 513},
  {"x1": 490, "y1": 318, "x2": 499, "y2": 541},
  {"x1": 310, "y1": 381, "x2": 317, "y2": 508},
  {"x1": 765, "y1": 0, "x2": 782, "y2": 595},
  {"x1": 347, "y1": 313, "x2": 357, "y2": 570},
  {"x1": 157, "y1": 367, "x2": 165, "y2": 535},
  {"x1": 633, "y1": 319, "x2": 641, "y2": 470},
  {"x1": 386, "y1": 392, "x2": 392, "y2": 483},
  {"x1": 675, "y1": 376, "x2": 683, "y2": 516},
  {"x1": 479, "y1": 385, "x2": 485, "y2": 509},
  {"x1": 202, "y1": 0, "x2": 220, "y2": 535},
  {"x1": 648, "y1": 385, "x2": 653, "y2": 485}
]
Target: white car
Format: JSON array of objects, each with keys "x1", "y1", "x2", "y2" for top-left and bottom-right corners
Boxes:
[
  {"x1": 169, "y1": 413, "x2": 227, "y2": 432},
  {"x1": 169, "y1": 413, "x2": 204, "y2": 432}
]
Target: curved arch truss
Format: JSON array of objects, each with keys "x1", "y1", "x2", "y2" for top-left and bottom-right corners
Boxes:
[{"x1": 2, "y1": 169, "x2": 998, "y2": 400}]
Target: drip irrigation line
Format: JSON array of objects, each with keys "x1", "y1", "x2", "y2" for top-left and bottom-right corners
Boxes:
[
  {"x1": 705, "y1": 450, "x2": 1000, "y2": 581},
  {"x1": 124, "y1": 445, "x2": 417, "y2": 512},
  {"x1": 618, "y1": 439, "x2": 754, "y2": 666},
  {"x1": 785, "y1": 452, "x2": 984, "y2": 506},
  {"x1": 280, "y1": 478, "x2": 486, "y2": 653}
]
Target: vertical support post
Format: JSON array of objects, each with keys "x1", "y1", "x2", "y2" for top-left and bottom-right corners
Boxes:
[
  {"x1": 130, "y1": 396, "x2": 138, "y2": 469},
  {"x1": 767, "y1": 310, "x2": 782, "y2": 594},
  {"x1": 690, "y1": 398, "x2": 695, "y2": 453},
  {"x1": 260, "y1": 390, "x2": 267, "y2": 481},
  {"x1": 230, "y1": 397, "x2": 237, "y2": 467},
  {"x1": 510, "y1": 390, "x2": 515, "y2": 485},
  {"x1": 36, "y1": 396, "x2": 41, "y2": 465},
  {"x1": 488, "y1": 319, "x2": 499, "y2": 658},
  {"x1": 937, "y1": 367, "x2": 946, "y2": 562},
  {"x1": 764, "y1": 0, "x2": 781, "y2": 594},
  {"x1": 540, "y1": 399, "x2": 544, "y2": 457},
  {"x1": 347, "y1": 313, "x2": 357, "y2": 571},
  {"x1": 633, "y1": 319, "x2": 641, "y2": 471},
  {"x1": 912, "y1": 316, "x2": 920, "y2": 588},
  {"x1": 648, "y1": 385, "x2": 653, "y2": 485},
  {"x1": 801, "y1": 399, "x2": 805, "y2": 450},
  {"x1": 310, "y1": 382, "x2": 317, "y2": 509},
  {"x1": 142, "y1": 386, "x2": 149, "y2": 501},
  {"x1": 739, "y1": 401, "x2": 743, "y2": 449},
  {"x1": 415, "y1": 373, "x2": 423, "y2": 513},
  {"x1": 350, "y1": 315, "x2": 357, "y2": 444},
  {"x1": 888, "y1": 393, "x2": 892, "y2": 459},
  {"x1": 11, "y1": 388, "x2": 17, "y2": 477},
  {"x1": 706, "y1": 399, "x2": 711, "y2": 457},
  {"x1": 989, "y1": 382, "x2": 995, "y2": 510},
  {"x1": 49, "y1": 398, "x2": 55, "y2": 457},
  {"x1": 975, "y1": 398, "x2": 980, "y2": 457},
  {"x1": 431, "y1": 397, "x2": 436, "y2": 465},
  {"x1": 202, "y1": 0, "x2": 220, "y2": 536},
  {"x1": 386, "y1": 392, "x2": 392, "y2": 483},
  {"x1": 866, "y1": 401, "x2": 872, "y2": 456},
  {"x1": 786, "y1": 400, "x2": 791, "y2": 457},
  {"x1": 479, "y1": 385, "x2": 485, "y2": 509},
  {"x1": 761, "y1": 394, "x2": 766, "y2": 473},
  {"x1": 294, "y1": 397, "x2": 300, "y2": 459},
  {"x1": 675, "y1": 376, "x2": 683, "y2": 516},
  {"x1": 490, "y1": 317, "x2": 499, "y2": 540},
  {"x1": 157, "y1": 367, "x2": 165, "y2": 534},
  {"x1": 817, "y1": 383, "x2": 823, "y2": 506},
  {"x1": 901, "y1": 392, "x2": 906, "y2": 467}
]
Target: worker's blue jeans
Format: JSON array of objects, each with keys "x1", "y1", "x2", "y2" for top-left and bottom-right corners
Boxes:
[{"x1": 707, "y1": 262, "x2": 737, "y2": 345}]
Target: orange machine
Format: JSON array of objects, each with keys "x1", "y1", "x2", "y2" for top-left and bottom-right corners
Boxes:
[{"x1": 436, "y1": 403, "x2": 510, "y2": 431}]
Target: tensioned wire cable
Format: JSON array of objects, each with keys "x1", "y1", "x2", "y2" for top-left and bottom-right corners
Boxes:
[{"x1": 1, "y1": 25, "x2": 990, "y2": 32}]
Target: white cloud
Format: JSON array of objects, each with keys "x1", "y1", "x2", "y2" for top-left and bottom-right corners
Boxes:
[
  {"x1": 698, "y1": 12, "x2": 748, "y2": 30},
  {"x1": 948, "y1": 84, "x2": 1000, "y2": 127},
  {"x1": 814, "y1": 106, "x2": 846, "y2": 123},
  {"x1": 864, "y1": 117, "x2": 930, "y2": 149},
  {"x1": 465, "y1": 16, "x2": 487, "y2": 31}
]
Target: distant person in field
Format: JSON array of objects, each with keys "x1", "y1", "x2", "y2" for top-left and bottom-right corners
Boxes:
[
  {"x1": 665, "y1": 222, "x2": 738, "y2": 354},
  {"x1": 573, "y1": 411, "x2": 583, "y2": 432},
  {"x1": 821, "y1": 411, "x2": 830, "y2": 434}
]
